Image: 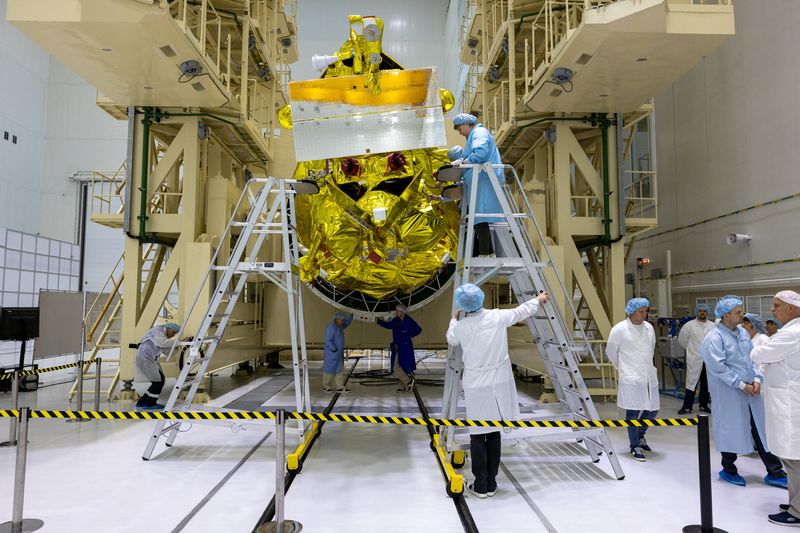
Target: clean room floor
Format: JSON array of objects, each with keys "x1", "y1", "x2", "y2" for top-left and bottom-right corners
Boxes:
[{"x1": 0, "y1": 356, "x2": 790, "y2": 533}]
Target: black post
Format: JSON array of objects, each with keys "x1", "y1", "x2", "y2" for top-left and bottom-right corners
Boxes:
[
  {"x1": 683, "y1": 413, "x2": 727, "y2": 533},
  {"x1": 16, "y1": 340, "x2": 26, "y2": 373}
]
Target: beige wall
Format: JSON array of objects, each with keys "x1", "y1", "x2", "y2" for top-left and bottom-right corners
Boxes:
[{"x1": 630, "y1": 0, "x2": 800, "y2": 308}]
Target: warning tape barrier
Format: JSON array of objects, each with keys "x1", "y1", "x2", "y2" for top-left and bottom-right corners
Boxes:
[
  {"x1": 0, "y1": 409, "x2": 699, "y2": 428},
  {"x1": 0, "y1": 358, "x2": 97, "y2": 380}
]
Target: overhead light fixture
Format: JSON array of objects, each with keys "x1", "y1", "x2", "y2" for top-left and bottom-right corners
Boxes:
[
  {"x1": 101, "y1": 48, "x2": 112, "y2": 52},
  {"x1": 636, "y1": 57, "x2": 648, "y2": 62}
]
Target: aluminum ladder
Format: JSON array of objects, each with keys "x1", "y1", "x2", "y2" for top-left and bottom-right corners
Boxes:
[
  {"x1": 142, "y1": 177, "x2": 311, "y2": 460},
  {"x1": 439, "y1": 162, "x2": 624, "y2": 480}
]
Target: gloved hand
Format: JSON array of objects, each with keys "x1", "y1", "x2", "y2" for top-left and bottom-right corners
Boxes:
[{"x1": 450, "y1": 158, "x2": 463, "y2": 166}]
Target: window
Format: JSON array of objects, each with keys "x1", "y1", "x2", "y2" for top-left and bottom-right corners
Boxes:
[{"x1": 745, "y1": 295, "x2": 775, "y2": 322}]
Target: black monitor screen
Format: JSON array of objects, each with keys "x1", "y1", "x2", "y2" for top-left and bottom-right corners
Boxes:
[{"x1": 0, "y1": 307, "x2": 40, "y2": 341}]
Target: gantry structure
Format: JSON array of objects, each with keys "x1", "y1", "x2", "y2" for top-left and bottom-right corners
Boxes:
[
  {"x1": 456, "y1": 0, "x2": 733, "y2": 395},
  {"x1": 6, "y1": 0, "x2": 734, "y2": 401},
  {"x1": 8, "y1": 0, "x2": 300, "y2": 399}
]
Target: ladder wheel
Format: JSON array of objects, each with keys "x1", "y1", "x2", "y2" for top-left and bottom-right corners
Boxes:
[
  {"x1": 445, "y1": 485, "x2": 457, "y2": 498},
  {"x1": 452, "y1": 459, "x2": 465, "y2": 469},
  {"x1": 429, "y1": 440, "x2": 436, "y2": 452}
]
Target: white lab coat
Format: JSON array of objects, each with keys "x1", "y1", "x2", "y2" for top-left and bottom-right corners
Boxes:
[
  {"x1": 750, "y1": 317, "x2": 800, "y2": 460},
  {"x1": 606, "y1": 319, "x2": 660, "y2": 411},
  {"x1": 678, "y1": 319, "x2": 715, "y2": 390},
  {"x1": 751, "y1": 332, "x2": 768, "y2": 348},
  {"x1": 446, "y1": 299, "x2": 540, "y2": 435}
]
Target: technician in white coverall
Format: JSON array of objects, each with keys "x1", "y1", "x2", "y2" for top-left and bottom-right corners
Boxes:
[
  {"x1": 606, "y1": 297, "x2": 660, "y2": 462},
  {"x1": 446, "y1": 282, "x2": 549, "y2": 499},
  {"x1": 751, "y1": 290, "x2": 800, "y2": 527},
  {"x1": 678, "y1": 303, "x2": 715, "y2": 414}
]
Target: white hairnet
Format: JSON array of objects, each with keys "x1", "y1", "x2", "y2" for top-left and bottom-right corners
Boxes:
[
  {"x1": 775, "y1": 290, "x2": 800, "y2": 308},
  {"x1": 164, "y1": 322, "x2": 181, "y2": 333},
  {"x1": 454, "y1": 283, "x2": 484, "y2": 313},
  {"x1": 396, "y1": 304, "x2": 408, "y2": 313}
]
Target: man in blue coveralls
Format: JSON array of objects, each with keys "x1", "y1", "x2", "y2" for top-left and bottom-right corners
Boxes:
[
  {"x1": 323, "y1": 311, "x2": 353, "y2": 393},
  {"x1": 376, "y1": 305, "x2": 422, "y2": 392}
]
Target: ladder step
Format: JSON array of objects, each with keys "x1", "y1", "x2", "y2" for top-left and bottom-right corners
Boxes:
[{"x1": 160, "y1": 422, "x2": 182, "y2": 435}]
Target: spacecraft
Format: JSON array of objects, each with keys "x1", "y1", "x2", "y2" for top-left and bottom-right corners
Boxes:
[{"x1": 279, "y1": 16, "x2": 460, "y2": 314}]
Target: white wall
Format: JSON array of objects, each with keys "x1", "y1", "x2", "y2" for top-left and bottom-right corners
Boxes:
[
  {"x1": 293, "y1": 0, "x2": 449, "y2": 83},
  {"x1": 42, "y1": 60, "x2": 128, "y2": 244},
  {"x1": 631, "y1": 0, "x2": 800, "y2": 302},
  {"x1": 0, "y1": 0, "x2": 127, "y2": 370},
  {"x1": 0, "y1": 0, "x2": 47, "y2": 235}
]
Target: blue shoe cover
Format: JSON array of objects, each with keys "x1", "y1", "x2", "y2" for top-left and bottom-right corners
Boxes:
[
  {"x1": 719, "y1": 470, "x2": 746, "y2": 486},
  {"x1": 764, "y1": 475, "x2": 789, "y2": 489}
]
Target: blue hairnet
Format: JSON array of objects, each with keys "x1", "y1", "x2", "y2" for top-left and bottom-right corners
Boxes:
[
  {"x1": 333, "y1": 311, "x2": 348, "y2": 320},
  {"x1": 744, "y1": 313, "x2": 767, "y2": 335},
  {"x1": 714, "y1": 297, "x2": 742, "y2": 319},
  {"x1": 454, "y1": 283, "x2": 484, "y2": 313},
  {"x1": 164, "y1": 322, "x2": 181, "y2": 333},
  {"x1": 453, "y1": 113, "x2": 477, "y2": 127},
  {"x1": 447, "y1": 145, "x2": 463, "y2": 161},
  {"x1": 625, "y1": 298, "x2": 649, "y2": 316},
  {"x1": 695, "y1": 303, "x2": 710, "y2": 314}
]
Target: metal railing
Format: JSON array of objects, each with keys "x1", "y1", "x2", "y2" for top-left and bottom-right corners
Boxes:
[
  {"x1": 459, "y1": 61, "x2": 480, "y2": 114},
  {"x1": 570, "y1": 194, "x2": 603, "y2": 218},
  {"x1": 485, "y1": 80, "x2": 509, "y2": 132},
  {"x1": 624, "y1": 171, "x2": 657, "y2": 220},
  {"x1": 173, "y1": 0, "x2": 232, "y2": 81},
  {"x1": 459, "y1": 0, "x2": 478, "y2": 51},
  {"x1": 89, "y1": 162, "x2": 127, "y2": 215}
]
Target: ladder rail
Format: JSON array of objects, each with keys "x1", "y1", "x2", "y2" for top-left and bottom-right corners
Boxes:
[
  {"x1": 144, "y1": 178, "x2": 312, "y2": 460},
  {"x1": 162, "y1": 178, "x2": 276, "y2": 363},
  {"x1": 439, "y1": 162, "x2": 624, "y2": 479}
]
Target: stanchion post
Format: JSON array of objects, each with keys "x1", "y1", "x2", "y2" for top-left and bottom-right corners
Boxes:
[
  {"x1": 68, "y1": 290, "x2": 90, "y2": 424},
  {"x1": 0, "y1": 407, "x2": 44, "y2": 533},
  {"x1": 683, "y1": 413, "x2": 727, "y2": 533},
  {"x1": 3, "y1": 371, "x2": 20, "y2": 447},
  {"x1": 260, "y1": 409, "x2": 302, "y2": 533},
  {"x1": 93, "y1": 358, "x2": 102, "y2": 412}
]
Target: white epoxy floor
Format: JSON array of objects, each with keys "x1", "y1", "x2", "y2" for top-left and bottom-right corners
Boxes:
[{"x1": 0, "y1": 358, "x2": 792, "y2": 532}]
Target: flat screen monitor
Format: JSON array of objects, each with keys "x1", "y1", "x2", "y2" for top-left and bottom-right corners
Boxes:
[{"x1": 0, "y1": 307, "x2": 40, "y2": 341}]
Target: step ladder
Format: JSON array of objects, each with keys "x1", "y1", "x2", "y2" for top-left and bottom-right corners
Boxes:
[
  {"x1": 142, "y1": 177, "x2": 312, "y2": 460},
  {"x1": 439, "y1": 162, "x2": 624, "y2": 480}
]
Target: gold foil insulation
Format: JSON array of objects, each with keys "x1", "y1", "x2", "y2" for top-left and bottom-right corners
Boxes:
[{"x1": 294, "y1": 150, "x2": 460, "y2": 299}]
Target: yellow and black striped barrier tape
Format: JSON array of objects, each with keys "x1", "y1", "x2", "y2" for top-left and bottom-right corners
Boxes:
[
  {"x1": 0, "y1": 409, "x2": 699, "y2": 428},
  {"x1": 0, "y1": 358, "x2": 97, "y2": 380}
]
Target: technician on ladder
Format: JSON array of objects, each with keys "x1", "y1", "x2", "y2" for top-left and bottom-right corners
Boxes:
[{"x1": 449, "y1": 113, "x2": 505, "y2": 257}]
